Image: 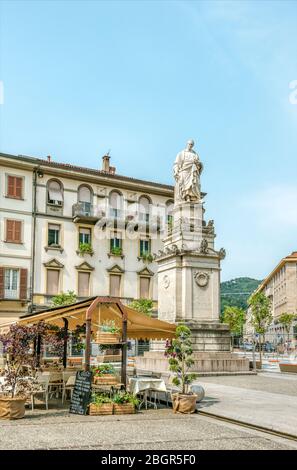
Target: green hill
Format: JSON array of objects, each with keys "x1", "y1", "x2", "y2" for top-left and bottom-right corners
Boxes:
[{"x1": 220, "y1": 277, "x2": 262, "y2": 314}]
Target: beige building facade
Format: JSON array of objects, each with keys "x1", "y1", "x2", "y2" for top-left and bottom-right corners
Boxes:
[
  {"x1": 0, "y1": 152, "x2": 174, "y2": 319},
  {"x1": 245, "y1": 252, "x2": 297, "y2": 343}
]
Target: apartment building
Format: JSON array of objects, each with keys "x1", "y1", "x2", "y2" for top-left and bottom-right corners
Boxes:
[
  {"x1": 245, "y1": 251, "x2": 297, "y2": 342},
  {"x1": 0, "y1": 152, "x2": 174, "y2": 320}
]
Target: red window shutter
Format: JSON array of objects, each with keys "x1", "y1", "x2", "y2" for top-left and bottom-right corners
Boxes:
[
  {"x1": 6, "y1": 220, "x2": 14, "y2": 242},
  {"x1": 15, "y1": 177, "x2": 23, "y2": 198},
  {"x1": 19, "y1": 269, "x2": 28, "y2": 300},
  {"x1": 7, "y1": 176, "x2": 22, "y2": 198},
  {"x1": 7, "y1": 176, "x2": 15, "y2": 197},
  {"x1": 0, "y1": 267, "x2": 4, "y2": 299},
  {"x1": 14, "y1": 221, "x2": 22, "y2": 243}
]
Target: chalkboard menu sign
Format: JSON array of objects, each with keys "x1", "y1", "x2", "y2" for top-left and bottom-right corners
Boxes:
[{"x1": 69, "y1": 371, "x2": 93, "y2": 415}]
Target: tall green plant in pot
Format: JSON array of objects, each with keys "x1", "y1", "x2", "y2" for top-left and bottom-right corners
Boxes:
[{"x1": 165, "y1": 324, "x2": 197, "y2": 414}]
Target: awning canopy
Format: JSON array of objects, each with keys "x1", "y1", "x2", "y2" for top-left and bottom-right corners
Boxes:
[
  {"x1": 16, "y1": 297, "x2": 176, "y2": 340},
  {"x1": 0, "y1": 317, "x2": 20, "y2": 335}
]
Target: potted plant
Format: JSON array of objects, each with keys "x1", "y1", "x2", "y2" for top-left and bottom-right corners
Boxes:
[
  {"x1": 91, "y1": 364, "x2": 118, "y2": 385},
  {"x1": 141, "y1": 252, "x2": 154, "y2": 264},
  {"x1": 89, "y1": 393, "x2": 114, "y2": 415},
  {"x1": 112, "y1": 391, "x2": 139, "y2": 414},
  {"x1": 0, "y1": 324, "x2": 40, "y2": 420},
  {"x1": 165, "y1": 324, "x2": 198, "y2": 414},
  {"x1": 110, "y1": 246, "x2": 123, "y2": 257},
  {"x1": 78, "y1": 242, "x2": 94, "y2": 255},
  {"x1": 96, "y1": 320, "x2": 121, "y2": 344}
]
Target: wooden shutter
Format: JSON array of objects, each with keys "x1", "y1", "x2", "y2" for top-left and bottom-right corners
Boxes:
[
  {"x1": 6, "y1": 220, "x2": 22, "y2": 243},
  {"x1": 110, "y1": 274, "x2": 121, "y2": 297},
  {"x1": 47, "y1": 270, "x2": 59, "y2": 295},
  {"x1": 0, "y1": 267, "x2": 4, "y2": 299},
  {"x1": 19, "y1": 269, "x2": 28, "y2": 300},
  {"x1": 7, "y1": 176, "x2": 22, "y2": 198},
  {"x1": 6, "y1": 220, "x2": 14, "y2": 242},
  {"x1": 140, "y1": 277, "x2": 150, "y2": 299},
  {"x1": 78, "y1": 272, "x2": 90, "y2": 297},
  {"x1": 15, "y1": 177, "x2": 23, "y2": 198}
]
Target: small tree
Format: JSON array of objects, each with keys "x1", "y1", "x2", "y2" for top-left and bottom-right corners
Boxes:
[
  {"x1": 130, "y1": 299, "x2": 153, "y2": 317},
  {"x1": 51, "y1": 290, "x2": 77, "y2": 307},
  {"x1": 278, "y1": 313, "x2": 296, "y2": 342},
  {"x1": 222, "y1": 306, "x2": 246, "y2": 350},
  {"x1": 165, "y1": 325, "x2": 197, "y2": 395},
  {"x1": 248, "y1": 292, "x2": 272, "y2": 364}
]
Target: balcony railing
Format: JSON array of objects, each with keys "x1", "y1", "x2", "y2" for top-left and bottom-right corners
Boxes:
[{"x1": 72, "y1": 203, "x2": 105, "y2": 223}]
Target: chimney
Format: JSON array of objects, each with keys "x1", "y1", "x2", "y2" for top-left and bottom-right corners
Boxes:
[
  {"x1": 102, "y1": 154, "x2": 110, "y2": 172},
  {"x1": 47, "y1": 155, "x2": 51, "y2": 163}
]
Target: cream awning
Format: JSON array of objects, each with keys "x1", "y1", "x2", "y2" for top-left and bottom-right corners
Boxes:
[{"x1": 16, "y1": 297, "x2": 176, "y2": 340}]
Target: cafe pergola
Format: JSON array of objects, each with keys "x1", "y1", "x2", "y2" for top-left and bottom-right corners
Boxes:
[{"x1": 12, "y1": 296, "x2": 176, "y2": 385}]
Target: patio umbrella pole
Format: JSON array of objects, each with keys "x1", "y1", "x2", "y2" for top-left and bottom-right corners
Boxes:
[
  {"x1": 121, "y1": 315, "x2": 128, "y2": 389},
  {"x1": 62, "y1": 318, "x2": 68, "y2": 369},
  {"x1": 84, "y1": 317, "x2": 92, "y2": 372},
  {"x1": 36, "y1": 334, "x2": 41, "y2": 368}
]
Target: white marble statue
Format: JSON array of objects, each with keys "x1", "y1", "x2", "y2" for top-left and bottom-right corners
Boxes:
[{"x1": 173, "y1": 139, "x2": 203, "y2": 203}]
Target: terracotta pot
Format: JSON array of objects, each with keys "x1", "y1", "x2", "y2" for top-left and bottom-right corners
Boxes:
[
  {"x1": 89, "y1": 403, "x2": 114, "y2": 415},
  {"x1": 0, "y1": 396, "x2": 26, "y2": 420},
  {"x1": 171, "y1": 393, "x2": 197, "y2": 414},
  {"x1": 114, "y1": 403, "x2": 135, "y2": 415}
]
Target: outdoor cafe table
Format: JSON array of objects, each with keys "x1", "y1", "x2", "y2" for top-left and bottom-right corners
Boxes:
[{"x1": 129, "y1": 377, "x2": 167, "y2": 409}]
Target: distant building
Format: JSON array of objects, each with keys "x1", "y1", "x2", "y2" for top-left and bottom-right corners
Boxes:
[{"x1": 245, "y1": 251, "x2": 297, "y2": 344}]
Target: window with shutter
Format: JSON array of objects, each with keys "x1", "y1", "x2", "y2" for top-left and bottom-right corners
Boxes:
[
  {"x1": 47, "y1": 180, "x2": 63, "y2": 206},
  {"x1": 140, "y1": 277, "x2": 150, "y2": 299},
  {"x1": 7, "y1": 176, "x2": 23, "y2": 199},
  {"x1": 4, "y1": 268, "x2": 19, "y2": 299},
  {"x1": 110, "y1": 274, "x2": 121, "y2": 297},
  {"x1": 20, "y1": 269, "x2": 28, "y2": 300},
  {"x1": 6, "y1": 220, "x2": 22, "y2": 243},
  {"x1": 78, "y1": 272, "x2": 90, "y2": 297},
  {"x1": 79, "y1": 227, "x2": 91, "y2": 245},
  {"x1": 46, "y1": 269, "x2": 60, "y2": 295}
]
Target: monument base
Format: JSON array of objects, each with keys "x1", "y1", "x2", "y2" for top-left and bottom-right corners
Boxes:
[
  {"x1": 135, "y1": 351, "x2": 250, "y2": 375},
  {"x1": 137, "y1": 321, "x2": 250, "y2": 375}
]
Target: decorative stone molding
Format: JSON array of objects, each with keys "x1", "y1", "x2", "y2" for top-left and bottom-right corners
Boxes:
[
  {"x1": 194, "y1": 271, "x2": 209, "y2": 288},
  {"x1": 162, "y1": 275, "x2": 170, "y2": 289},
  {"x1": 137, "y1": 267, "x2": 154, "y2": 277},
  {"x1": 107, "y1": 264, "x2": 125, "y2": 274},
  {"x1": 219, "y1": 248, "x2": 226, "y2": 260},
  {"x1": 75, "y1": 261, "x2": 94, "y2": 271},
  {"x1": 44, "y1": 245, "x2": 64, "y2": 254},
  {"x1": 200, "y1": 239, "x2": 209, "y2": 254},
  {"x1": 43, "y1": 258, "x2": 64, "y2": 269}
]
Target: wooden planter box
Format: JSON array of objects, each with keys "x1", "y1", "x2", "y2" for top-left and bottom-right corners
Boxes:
[
  {"x1": 89, "y1": 403, "x2": 114, "y2": 415},
  {"x1": 0, "y1": 396, "x2": 26, "y2": 420},
  {"x1": 93, "y1": 375, "x2": 118, "y2": 385},
  {"x1": 279, "y1": 363, "x2": 297, "y2": 373},
  {"x1": 114, "y1": 403, "x2": 135, "y2": 415},
  {"x1": 102, "y1": 354, "x2": 122, "y2": 363},
  {"x1": 96, "y1": 332, "x2": 121, "y2": 344}
]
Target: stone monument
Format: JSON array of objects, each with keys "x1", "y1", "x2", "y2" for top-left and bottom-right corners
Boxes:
[{"x1": 136, "y1": 140, "x2": 249, "y2": 374}]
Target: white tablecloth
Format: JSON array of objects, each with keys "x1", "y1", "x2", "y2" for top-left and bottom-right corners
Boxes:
[{"x1": 129, "y1": 377, "x2": 167, "y2": 395}]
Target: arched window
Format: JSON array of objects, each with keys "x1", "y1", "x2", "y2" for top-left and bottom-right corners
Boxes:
[
  {"x1": 109, "y1": 191, "x2": 122, "y2": 218},
  {"x1": 78, "y1": 185, "x2": 92, "y2": 214},
  {"x1": 166, "y1": 200, "x2": 174, "y2": 233},
  {"x1": 139, "y1": 196, "x2": 151, "y2": 222},
  {"x1": 47, "y1": 180, "x2": 63, "y2": 206}
]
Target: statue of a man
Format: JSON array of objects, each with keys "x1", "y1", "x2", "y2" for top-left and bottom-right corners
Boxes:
[{"x1": 173, "y1": 139, "x2": 203, "y2": 203}]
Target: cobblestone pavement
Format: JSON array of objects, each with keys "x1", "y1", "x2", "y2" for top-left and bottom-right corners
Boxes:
[{"x1": 0, "y1": 408, "x2": 297, "y2": 450}]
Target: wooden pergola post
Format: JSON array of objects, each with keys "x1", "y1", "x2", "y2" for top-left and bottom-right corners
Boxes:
[
  {"x1": 62, "y1": 317, "x2": 68, "y2": 369},
  {"x1": 36, "y1": 334, "x2": 42, "y2": 368},
  {"x1": 118, "y1": 303, "x2": 128, "y2": 388}
]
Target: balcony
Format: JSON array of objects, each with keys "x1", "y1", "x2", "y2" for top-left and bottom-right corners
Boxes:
[{"x1": 72, "y1": 203, "x2": 105, "y2": 224}]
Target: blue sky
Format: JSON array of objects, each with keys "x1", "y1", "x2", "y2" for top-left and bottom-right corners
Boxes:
[{"x1": 0, "y1": 0, "x2": 297, "y2": 281}]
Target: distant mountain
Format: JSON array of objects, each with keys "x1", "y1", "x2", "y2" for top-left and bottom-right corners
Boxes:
[{"x1": 220, "y1": 277, "x2": 262, "y2": 313}]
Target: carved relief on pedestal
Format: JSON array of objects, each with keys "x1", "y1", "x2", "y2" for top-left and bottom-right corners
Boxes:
[
  {"x1": 162, "y1": 275, "x2": 170, "y2": 289},
  {"x1": 194, "y1": 271, "x2": 210, "y2": 288}
]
